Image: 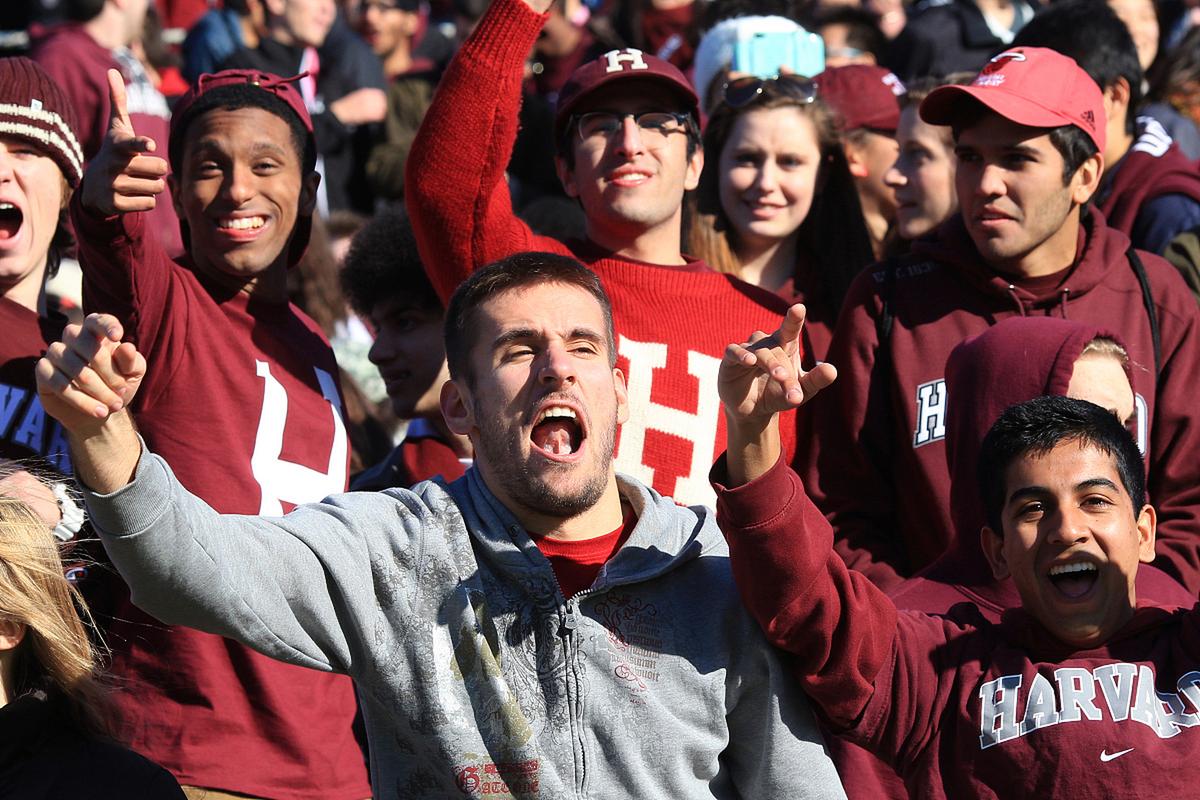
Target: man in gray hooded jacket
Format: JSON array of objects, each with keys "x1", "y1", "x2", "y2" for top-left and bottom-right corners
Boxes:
[{"x1": 35, "y1": 251, "x2": 846, "y2": 799}]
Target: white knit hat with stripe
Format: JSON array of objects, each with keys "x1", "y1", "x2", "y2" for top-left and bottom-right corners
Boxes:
[{"x1": 0, "y1": 57, "x2": 85, "y2": 187}]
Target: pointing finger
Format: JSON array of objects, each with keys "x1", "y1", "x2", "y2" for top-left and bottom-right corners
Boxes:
[{"x1": 107, "y1": 69, "x2": 133, "y2": 135}]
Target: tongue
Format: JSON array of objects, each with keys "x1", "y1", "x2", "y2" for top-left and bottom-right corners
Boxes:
[
  {"x1": 0, "y1": 215, "x2": 19, "y2": 240},
  {"x1": 532, "y1": 420, "x2": 575, "y2": 456},
  {"x1": 1053, "y1": 572, "x2": 1097, "y2": 599}
]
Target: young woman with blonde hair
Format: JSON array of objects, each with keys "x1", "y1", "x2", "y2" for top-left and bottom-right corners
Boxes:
[{"x1": 0, "y1": 496, "x2": 183, "y2": 798}]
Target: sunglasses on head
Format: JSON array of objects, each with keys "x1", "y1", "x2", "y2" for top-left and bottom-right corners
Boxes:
[{"x1": 722, "y1": 75, "x2": 818, "y2": 109}]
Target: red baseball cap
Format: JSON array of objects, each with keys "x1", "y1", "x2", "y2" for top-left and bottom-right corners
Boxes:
[
  {"x1": 920, "y1": 47, "x2": 1106, "y2": 154},
  {"x1": 168, "y1": 70, "x2": 316, "y2": 268},
  {"x1": 816, "y1": 65, "x2": 905, "y2": 133},
  {"x1": 555, "y1": 48, "x2": 699, "y2": 140}
]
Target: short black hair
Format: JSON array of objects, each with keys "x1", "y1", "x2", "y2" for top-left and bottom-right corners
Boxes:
[
  {"x1": 443, "y1": 252, "x2": 615, "y2": 382},
  {"x1": 168, "y1": 84, "x2": 317, "y2": 177},
  {"x1": 1011, "y1": 0, "x2": 1143, "y2": 135},
  {"x1": 812, "y1": 6, "x2": 887, "y2": 63},
  {"x1": 340, "y1": 209, "x2": 439, "y2": 318},
  {"x1": 952, "y1": 101, "x2": 1099, "y2": 184},
  {"x1": 64, "y1": 0, "x2": 105, "y2": 22},
  {"x1": 978, "y1": 396, "x2": 1146, "y2": 535}
]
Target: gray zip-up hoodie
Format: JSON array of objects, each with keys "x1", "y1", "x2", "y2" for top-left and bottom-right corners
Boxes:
[{"x1": 83, "y1": 449, "x2": 847, "y2": 800}]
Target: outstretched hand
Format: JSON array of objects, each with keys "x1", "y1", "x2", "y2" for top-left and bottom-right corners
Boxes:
[
  {"x1": 719, "y1": 304, "x2": 837, "y2": 424},
  {"x1": 80, "y1": 69, "x2": 168, "y2": 216},
  {"x1": 36, "y1": 313, "x2": 146, "y2": 436}
]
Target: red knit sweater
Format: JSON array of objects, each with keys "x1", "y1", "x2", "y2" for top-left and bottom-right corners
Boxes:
[
  {"x1": 406, "y1": 0, "x2": 797, "y2": 507},
  {"x1": 73, "y1": 201, "x2": 369, "y2": 800}
]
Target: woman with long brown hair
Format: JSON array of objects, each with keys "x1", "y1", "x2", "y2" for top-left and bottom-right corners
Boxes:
[
  {"x1": 687, "y1": 74, "x2": 875, "y2": 361},
  {"x1": 0, "y1": 496, "x2": 183, "y2": 798}
]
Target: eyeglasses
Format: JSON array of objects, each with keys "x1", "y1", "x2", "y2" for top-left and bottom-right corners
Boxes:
[
  {"x1": 722, "y1": 75, "x2": 818, "y2": 109},
  {"x1": 573, "y1": 111, "x2": 690, "y2": 143}
]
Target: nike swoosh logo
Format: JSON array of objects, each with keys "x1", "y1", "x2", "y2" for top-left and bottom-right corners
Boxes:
[{"x1": 1100, "y1": 747, "x2": 1134, "y2": 762}]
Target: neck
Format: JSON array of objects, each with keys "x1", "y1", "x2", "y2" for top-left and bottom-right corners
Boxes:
[
  {"x1": 735, "y1": 235, "x2": 797, "y2": 291},
  {"x1": 584, "y1": 214, "x2": 687, "y2": 266},
  {"x1": 975, "y1": 0, "x2": 1014, "y2": 19},
  {"x1": 1105, "y1": 127, "x2": 1135, "y2": 168},
  {"x1": 191, "y1": 253, "x2": 290, "y2": 302},
  {"x1": 858, "y1": 199, "x2": 892, "y2": 260},
  {"x1": 994, "y1": 209, "x2": 1083, "y2": 278},
  {"x1": 267, "y1": 21, "x2": 304, "y2": 49},
  {"x1": 83, "y1": 4, "x2": 127, "y2": 49},
  {"x1": 495, "y1": 472, "x2": 626, "y2": 542},
  {"x1": 2, "y1": 258, "x2": 48, "y2": 315},
  {"x1": 383, "y1": 44, "x2": 414, "y2": 79},
  {"x1": 430, "y1": 414, "x2": 473, "y2": 458},
  {"x1": 239, "y1": 16, "x2": 261, "y2": 49}
]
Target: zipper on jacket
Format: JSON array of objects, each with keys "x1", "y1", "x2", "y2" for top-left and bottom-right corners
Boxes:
[{"x1": 552, "y1": 575, "x2": 593, "y2": 797}]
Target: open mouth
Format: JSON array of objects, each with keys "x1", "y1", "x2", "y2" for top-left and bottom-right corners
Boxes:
[
  {"x1": 1048, "y1": 561, "x2": 1099, "y2": 599},
  {"x1": 0, "y1": 203, "x2": 23, "y2": 241},
  {"x1": 530, "y1": 405, "x2": 584, "y2": 457}
]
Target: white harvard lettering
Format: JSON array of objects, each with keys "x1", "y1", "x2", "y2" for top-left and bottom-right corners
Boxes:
[
  {"x1": 978, "y1": 664, "x2": 1200, "y2": 750},
  {"x1": 616, "y1": 335, "x2": 721, "y2": 506},
  {"x1": 603, "y1": 49, "x2": 650, "y2": 73},
  {"x1": 1134, "y1": 392, "x2": 1149, "y2": 455},
  {"x1": 251, "y1": 362, "x2": 348, "y2": 515},
  {"x1": 0, "y1": 382, "x2": 72, "y2": 472},
  {"x1": 913, "y1": 378, "x2": 947, "y2": 447}
]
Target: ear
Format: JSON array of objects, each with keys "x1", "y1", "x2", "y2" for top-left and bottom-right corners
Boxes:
[
  {"x1": 613, "y1": 366, "x2": 629, "y2": 425},
  {"x1": 262, "y1": 0, "x2": 286, "y2": 17},
  {"x1": 440, "y1": 379, "x2": 475, "y2": 437},
  {"x1": 1136, "y1": 504, "x2": 1157, "y2": 563},
  {"x1": 1104, "y1": 78, "x2": 1131, "y2": 118},
  {"x1": 555, "y1": 155, "x2": 580, "y2": 199},
  {"x1": 981, "y1": 525, "x2": 1011, "y2": 580},
  {"x1": 844, "y1": 141, "x2": 869, "y2": 179},
  {"x1": 684, "y1": 144, "x2": 704, "y2": 192},
  {"x1": 401, "y1": 10, "x2": 421, "y2": 35},
  {"x1": 299, "y1": 170, "x2": 320, "y2": 217},
  {"x1": 0, "y1": 620, "x2": 25, "y2": 652},
  {"x1": 1070, "y1": 151, "x2": 1104, "y2": 205}
]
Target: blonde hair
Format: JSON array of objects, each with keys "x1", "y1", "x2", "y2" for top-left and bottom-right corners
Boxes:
[
  {"x1": 0, "y1": 497, "x2": 113, "y2": 737},
  {"x1": 1081, "y1": 336, "x2": 1130, "y2": 365}
]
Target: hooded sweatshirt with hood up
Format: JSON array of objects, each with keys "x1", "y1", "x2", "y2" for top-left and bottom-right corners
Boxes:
[{"x1": 802, "y1": 209, "x2": 1200, "y2": 594}]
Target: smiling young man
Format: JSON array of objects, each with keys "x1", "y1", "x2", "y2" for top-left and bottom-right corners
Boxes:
[
  {"x1": 801, "y1": 47, "x2": 1200, "y2": 596},
  {"x1": 34, "y1": 253, "x2": 847, "y2": 799},
  {"x1": 405, "y1": 0, "x2": 800, "y2": 508},
  {"x1": 69, "y1": 69, "x2": 369, "y2": 799},
  {"x1": 713, "y1": 326, "x2": 1200, "y2": 795}
]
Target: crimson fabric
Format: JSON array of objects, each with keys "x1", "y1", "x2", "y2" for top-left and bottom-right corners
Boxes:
[
  {"x1": 0, "y1": 298, "x2": 70, "y2": 473},
  {"x1": 717, "y1": 457, "x2": 1200, "y2": 799},
  {"x1": 533, "y1": 510, "x2": 635, "y2": 598},
  {"x1": 72, "y1": 202, "x2": 369, "y2": 800},
  {"x1": 30, "y1": 24, "x2": 183, "y2": 257},
  {"x1": 0, "y1": 57, "x2": 84, "y2": 186},
  {"x1": 406, "y1": 0, "x2": 798, "y2": 508},
  {"x1": 351, "y1": 431, "x2": 469, "y2": 491},
  {"x1": 816, "y1": 65, "x2": 903, "y2": 133},
  {"x1": 802, "y1": 210, "x2": 1200, "y2": 593},
  {"x1": 1097, "y1": 136, "x2": 1200, "y2": 248}
]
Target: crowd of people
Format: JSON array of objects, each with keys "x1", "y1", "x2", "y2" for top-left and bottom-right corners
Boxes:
[{"x1": 5, "y1": 0, "x2": 1200, "y2": 796}]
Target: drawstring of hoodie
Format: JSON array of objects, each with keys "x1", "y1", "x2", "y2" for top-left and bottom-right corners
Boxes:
[
  {"x1": 1058, "y1": 287, "x2": 1071, "y2": 318},
  {"x1": 1005, "y1": 285, "x2": 1027, "y2": 316}
]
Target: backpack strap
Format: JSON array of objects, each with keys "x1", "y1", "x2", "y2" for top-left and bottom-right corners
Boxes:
[{"x1": 1127, "y1": 247, "x2": 1162, "y2": 383}]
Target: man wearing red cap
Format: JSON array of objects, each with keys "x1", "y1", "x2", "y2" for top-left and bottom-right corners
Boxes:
[
  {"x1": 801, "y1": 47, "x2": 1200, "y2": 596},
  {"x1": 69, "y1": 69, "x2": 370, "y2": 799},
  {"x1": 817, "y1": 64, "x2": 906, "y2": 259},
  {"x1": 405, "y1": 0, "x2": 799, "y2": 509}
]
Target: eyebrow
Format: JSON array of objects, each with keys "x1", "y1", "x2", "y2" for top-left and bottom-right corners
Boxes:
[
  {"x1": 491, "y1": 327, "x2": 606, "y2": 350},
  {"x1": 192, "y1": 140, "x2": 290, "y2": 158},
  {"x1": 1006, "y1": 477, "x2": 1122, "y2": 506}
]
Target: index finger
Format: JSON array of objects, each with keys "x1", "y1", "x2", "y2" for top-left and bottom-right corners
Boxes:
[
  {"x1": 776, "y1": 304, "x2": 807, "y2": 353},
  {"x1": 107, "y1": 69, "x2": 133, "y2": 132}
]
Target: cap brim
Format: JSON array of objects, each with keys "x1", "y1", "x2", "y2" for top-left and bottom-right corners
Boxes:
[{"x1": 919, "y1": 84, "x2": 1071, "y2": 130}]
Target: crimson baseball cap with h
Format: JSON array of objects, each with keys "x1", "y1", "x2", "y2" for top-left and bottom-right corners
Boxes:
[
  {"x1": 816, "y1": 65, "x2": 906, "y2": 134},
  {"x1": 920, "y1": 47, "x2": 1106, "y2": 154},
  {"x1": 168, "y1": 70, "x2": 316, "y2": 267},
  {"x1": 554, "y1": 48, "x2": 699, "y2": 140}
]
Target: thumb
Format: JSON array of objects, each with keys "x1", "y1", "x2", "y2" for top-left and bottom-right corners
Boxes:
[{"x1": 107, "y1": 69, "x2": 134, "y2": 135}]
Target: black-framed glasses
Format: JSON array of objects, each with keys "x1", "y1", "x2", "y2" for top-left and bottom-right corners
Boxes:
[
  {"x1": 573, "y1": 111, "x2": 690, "y2": 143},
  {"x1": 722, "y1": 75, "x2": 818, "y2": 109}
]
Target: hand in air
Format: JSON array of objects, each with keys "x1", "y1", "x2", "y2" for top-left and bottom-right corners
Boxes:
[
  {"x1": 35, "y1": 314, "x2": 146, "y2": 434},
  {"x1": 719, "y1": 304, "x2": 837, "y2": 425},
  {"x1": 80, "y1": 69, "x2": 168, "y2": 216}
]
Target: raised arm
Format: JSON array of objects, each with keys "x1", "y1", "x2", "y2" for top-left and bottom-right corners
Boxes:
[
  {"x1": 72, "y1": 70, "x2": 172, "y2": 332},
  {"x1": 404, "y1": 0, "x2": 565, "y2": 304}
]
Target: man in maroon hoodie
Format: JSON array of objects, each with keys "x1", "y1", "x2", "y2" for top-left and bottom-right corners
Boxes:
[
  {"x1": 713, "y1": 314, "x2": 1200, "y2": 798},
  {"x1": 804, "y1": 46, "x2": 1200, "y2": 594},
  {"x1": 1012, "y1": 0, "x2": 1200, "y2": 255}
]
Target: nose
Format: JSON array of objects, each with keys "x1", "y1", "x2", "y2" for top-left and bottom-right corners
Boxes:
[
  {"x1": 1047, "y1": 506, "x2": 1092, "y2": 547},
  {"x1": 976, "y1": 162, "x2": 1007, "y2": 199},
  {"x1": 884, "y1": 159, "x2": 907, "y2": 189},
  {"x1": 614, "y1": 115, "x2": 646, "y2": 158},
  {"x1": 222, "y1": 162, "x2": 255, "y2": 205},
  {"x1": 367, "y1": 331, "x2": 392, "y2": 367},
  {"x1": 753, "y1": 160, "x2": 779, "y2": 193},
  {"x1": 0, "y1": 149, "x2": 13, "y2": 182},
  {"x1": 538, "y1": 341, "x2": 577, "y2": 387}
]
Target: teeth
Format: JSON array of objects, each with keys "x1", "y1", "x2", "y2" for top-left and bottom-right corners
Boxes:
[
  {"x1": 0, "y1": 203, "x2": 13, "y2": 211},
  {"x1": 535, "y1": 406, "x2": 577, "y2": 425},
  {"x1": 1049, "y1": 562, "x2": 1097, "y2": 577},
  {"x1": 218, "y1": 216, "x2": 265, "y2": 230}
]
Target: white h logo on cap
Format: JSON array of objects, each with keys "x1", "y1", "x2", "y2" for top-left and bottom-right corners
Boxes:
[{"x1": 603, "y1": 49, "x2": 650, "y2": 73}]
